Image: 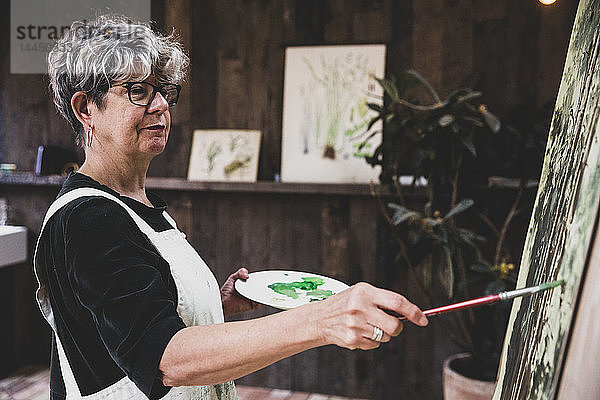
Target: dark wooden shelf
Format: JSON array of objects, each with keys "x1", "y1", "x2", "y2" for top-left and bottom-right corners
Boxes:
[
  {"x1": 0, "y1": 172, "x2": 535, "y2": 195},
  {"x1": 0, "y1": 172, "x2": 67, "y2": 187},
  {"x1": 0, "y1": 172, "x2": 405, "y2": 196},
  {"x1": 145, "y1": 176, "x2": 400, "y2": 195}
]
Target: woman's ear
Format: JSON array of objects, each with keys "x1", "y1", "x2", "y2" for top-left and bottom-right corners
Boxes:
[{"x1": 71, "y1": 91, "x2": 92, "y2": 127}]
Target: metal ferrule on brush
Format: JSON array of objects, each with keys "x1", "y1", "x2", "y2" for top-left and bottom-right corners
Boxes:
[{"x1": 499, "y1": 286, "x2": 540, "y2": 301}]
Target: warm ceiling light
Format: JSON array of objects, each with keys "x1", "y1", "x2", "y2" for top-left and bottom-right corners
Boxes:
[{"x1": 539, "y1": 0, "x2": 557, "y2": 4}]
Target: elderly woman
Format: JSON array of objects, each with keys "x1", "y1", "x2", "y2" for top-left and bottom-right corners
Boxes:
[{"x1": 35, "y1": 14, "x2": 428, "y2": 400}]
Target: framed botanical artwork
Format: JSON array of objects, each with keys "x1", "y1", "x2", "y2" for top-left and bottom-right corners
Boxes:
[
  {"x1": 281, "y1": 44, "x2": 386, "y2": 183},
  {"x1": 187, "y1": 129, "x2": 261, "y2": 182}
]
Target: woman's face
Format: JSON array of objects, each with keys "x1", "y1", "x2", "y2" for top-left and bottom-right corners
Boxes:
[{"x1": 89, "y1": 76, "x2": 171, "y2": 159}]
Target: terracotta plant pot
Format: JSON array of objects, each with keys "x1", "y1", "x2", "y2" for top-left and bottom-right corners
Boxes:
[{"x1": 443, "y1": 353, "x2": 496, "y2": 400}]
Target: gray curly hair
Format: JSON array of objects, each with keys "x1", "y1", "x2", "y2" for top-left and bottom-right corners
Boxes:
[{"x1": 47, "y1": 14, "x2": 189, "y2": 147}]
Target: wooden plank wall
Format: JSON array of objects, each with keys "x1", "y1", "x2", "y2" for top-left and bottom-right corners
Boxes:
[
  {"x1": 0, "y1": 181, "x2": 521, "y2": 400},
  {"x1": 0, "y1": 183, "x2": 389, "y2": 398},
  {"x1": 0, "y1": 0, "x2": 577, "y2": 179},
  {"x1": 0, "y1": 1, "x2": 578, "y2": 399}
]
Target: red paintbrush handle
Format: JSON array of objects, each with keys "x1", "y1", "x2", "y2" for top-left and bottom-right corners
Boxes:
[
  {"x1": 423, "y1": 294, "x2": 500, "y2": 316},
  {"x1": 398, "y1": 294, "x2": 501, "y2": 321},
  {"x1": 395, "y1": 281, "x2": 563, "y2": 321}
]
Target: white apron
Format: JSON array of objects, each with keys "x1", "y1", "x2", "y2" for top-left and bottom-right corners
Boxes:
[{"x1": 33, "y1": 188, "x2": 238, "y2": 400}]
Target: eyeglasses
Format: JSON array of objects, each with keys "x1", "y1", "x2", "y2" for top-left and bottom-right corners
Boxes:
[{"x1": 112, "y1": 81, "x2": 182, "y2": 107}]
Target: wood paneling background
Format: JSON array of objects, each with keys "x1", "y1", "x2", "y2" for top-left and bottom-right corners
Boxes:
[
  {"x1": 0, "y1": 182, "x2": 400, "y2": 399},
  {"x1": 0, "y1": 1, "x2": 577, "y2": 399},
  {"x1": 0, "y1": 0, "x2": 577, "y2": 179}
]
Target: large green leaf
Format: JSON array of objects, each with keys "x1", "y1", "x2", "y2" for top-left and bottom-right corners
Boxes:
[
  {"x1": 367, "y1": 103, "x2": 384, "y2": 113},
  {"x1": 388, "y1": 203, "x2": 407, "y2": 212},
  {"x1": 375, "y1": 77, "x2": 400, "y2": 101},
  {"x1": 457, "y1": 228, "x2": 486, "y2": 244},
  {"x1": 444, "y1": 199, "x2": 474, "y2": 220},
  {"x1": 453, "y1": 90, "x2": 482, "y2": 105},
  {"x1": 406, "y1": 69, "x2": 441, "y2": 103},
  {"x1": 389, "y1": 203, "x2": 419, "y2": 225},
  {"x1": 459, "y1": 135, "x2": 477, "y2": 157},
  {"x1": 481, "y1": 108, "x2": 501, "y2": 133},
  {"x1": 470, "y1": 260, "x2": 495, "y2": 276}
]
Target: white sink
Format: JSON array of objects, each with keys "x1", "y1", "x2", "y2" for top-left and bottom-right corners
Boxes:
[{"x1": 0, "y1": 226, "x2": 27, "y2": 268}]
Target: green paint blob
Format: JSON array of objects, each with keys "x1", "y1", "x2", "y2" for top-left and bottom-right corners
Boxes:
[
  {"x1": 306, "y1": 289, "x2": 334, "y2": 299},
  {"x1": 268, "y1": 277, "x2": 334, "y2": 301}
]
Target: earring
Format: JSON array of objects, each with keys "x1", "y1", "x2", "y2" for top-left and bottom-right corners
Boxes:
[{"x1": 86, "y1": 125, "x2": 94, "y2": 147}]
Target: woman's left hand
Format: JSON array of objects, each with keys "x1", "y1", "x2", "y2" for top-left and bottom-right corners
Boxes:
[{"x1": 220, "y1": 267, "x2": 260, "y2": 316}]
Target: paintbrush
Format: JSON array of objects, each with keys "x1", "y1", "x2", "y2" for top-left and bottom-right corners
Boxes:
[{"x1": 398, "y1": 279, "x2": 565, "y2": 321}]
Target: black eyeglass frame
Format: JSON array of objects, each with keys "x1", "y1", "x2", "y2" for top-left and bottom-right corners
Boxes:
[{"x1": 111, "y1": 81, "x2": 182, "y2": 107}]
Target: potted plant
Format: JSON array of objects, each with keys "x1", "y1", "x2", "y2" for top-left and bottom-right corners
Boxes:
[{"x1": 359, "y1": 71, "x2": 548, "y2": 399}]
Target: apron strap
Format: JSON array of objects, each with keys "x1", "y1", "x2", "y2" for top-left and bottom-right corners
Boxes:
[
  {"x1": 162, "y1": 211, "x2": 179, "y2": 231},
  {"x1": 55, "y1": 332, "x2": 83, "y2": 398}
]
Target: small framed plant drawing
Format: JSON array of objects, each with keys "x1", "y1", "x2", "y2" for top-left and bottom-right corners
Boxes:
[
  {"x1": 281, "y1": 44, "x2": 386, "y2": 183},
  {"x1": 187, "y1": 129, "x2": 261, "y2": 182}
]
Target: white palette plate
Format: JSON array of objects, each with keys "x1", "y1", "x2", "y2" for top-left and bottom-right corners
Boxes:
[{"x1": 235, "y1": 270, "x2": 349, "y2": 310}]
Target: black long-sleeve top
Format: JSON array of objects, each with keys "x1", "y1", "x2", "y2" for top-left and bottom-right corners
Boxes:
[{"x1": 36, "y1": 172, "x2": 187, "y2": 399}]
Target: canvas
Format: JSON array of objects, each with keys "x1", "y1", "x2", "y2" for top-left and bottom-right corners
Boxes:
[
  {"x1": 187, "y1": 129, "x2": 261, "y2": 182},
  {"x1": 281, "y1": 44, "x2": 386, "y2": 183}
]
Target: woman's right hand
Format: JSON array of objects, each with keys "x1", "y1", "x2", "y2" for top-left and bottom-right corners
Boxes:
[{"x1": 310, "y1": 282, "x2": 428, "y2": 350}]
